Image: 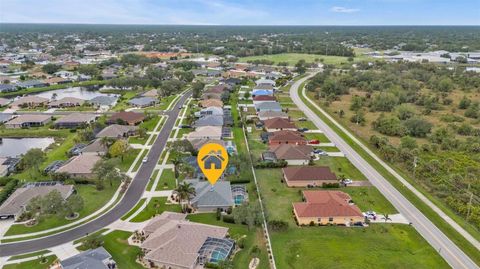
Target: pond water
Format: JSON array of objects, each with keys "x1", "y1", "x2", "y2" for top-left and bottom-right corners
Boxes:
[
  {"x1": 0, "y1": 137, "x2": 55, "y2": 157},
  {"x1": 34, "y1": 87, "x2": 118, "y2": 101}
]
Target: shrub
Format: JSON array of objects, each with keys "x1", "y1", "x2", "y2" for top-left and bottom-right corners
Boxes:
[
  {"x1": 222, "y1": 215, "x2": 235, "y2": 224},
  {"x1": 268, "y1": 220, "x2": 289, "y2": 232},
  {"x1": 322, "y1": 182, "x2": 340, "y2": 188},
  {"x1": 0, "y1": 179, "x2": 18, "y2": 205}
]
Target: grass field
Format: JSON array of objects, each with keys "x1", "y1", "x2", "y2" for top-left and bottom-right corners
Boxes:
[
  {"x1": 314, "y1": 156, "x2": 367, "y2": 181},
  {"x1": 4, "y1": 255, "x2": 57, "y2": 269},
  {"x1": 271, "y1": 224, "x2": 449, "y2": 269},
  {"x1": 156, "y1": 168, "x2": 176, "y2": 190},
  {"x1": 238, "y1": 53, "x2": 370, "y2": 66}
]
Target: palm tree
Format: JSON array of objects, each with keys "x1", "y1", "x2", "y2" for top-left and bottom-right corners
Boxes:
[
  {"x1": 100, "y1": 136, "x2": 112, "y2": 148},
  {"x1": 171, "y1": 153, "x2": 182, "y2": 179},
  {"x1": 381, "y1": 213, "x2": 392, "y2": 223},
  {"x1": 175, "y1": 182, "x2": 196, "y2": 213}
]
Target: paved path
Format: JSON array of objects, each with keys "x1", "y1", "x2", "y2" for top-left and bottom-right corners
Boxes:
[
  {"x1": 290, "y1": 73, "x2": 478, "y2": 269},
  {"x1": 0, "y1": 91, "x2": 191, "y2": 257},
  {"x1": 49, "y1": 242, "x2": 79, "y2": 260}
]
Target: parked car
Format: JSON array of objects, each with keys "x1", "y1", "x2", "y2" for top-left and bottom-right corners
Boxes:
[
  {"x1": 297, "y1": 127, "x2": 308, "y2": 132},
  {"x1": 343, "y1": 178, "x2": 353, "y2": 185},
  {"x1": 313, "y1": 149, "x2": 328, "y2": 156},
  {"x1": 179, "y1": 124, "x2": 191, "y2": 128},
  {"x1": 309, "y1": 139, "x2": 320, "y2": 144},
  {"x1": 298, "y1": 117, "x2": 307, "y2": 121},
  {"x1": 142, "y1": 157, "x2": 148, "y2": 163}
]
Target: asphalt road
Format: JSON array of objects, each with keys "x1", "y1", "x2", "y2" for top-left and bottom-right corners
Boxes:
[
  {"x1": 290, "y1": 74, "x2": 478, "y2": 269},
  {"x1": 0, "y1": 91, "x2": 191, "y2": 257}
]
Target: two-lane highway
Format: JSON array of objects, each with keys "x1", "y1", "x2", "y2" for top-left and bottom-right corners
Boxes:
[
  {"x1": 290, "y1": 74, "x2": 478, "y2": 269},
  {"x1": 0, "y1": 91, "x2": 191, "y2": 257}
]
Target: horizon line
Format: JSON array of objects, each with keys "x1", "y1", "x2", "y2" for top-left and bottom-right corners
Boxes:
[{"x1": 1, "y1": 22, "x2": 479, "y2": 27}]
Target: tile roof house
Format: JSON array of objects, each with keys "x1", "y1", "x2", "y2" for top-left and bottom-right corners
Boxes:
[
  {"x1": 48, "y1": 97, "x2": 85, "y2": 108},
  {"x1": 254, "y1": 102, "x2": 282, "y2": 113},
  {"x1": 199, "y1": 99, "x2": 223, "y2": 108},
  {"x1": 268, "y1": 130, "x2": 306, "y2": 145},
  {"x1": 253, "y1": 84, "x2": 274, "y2": 91},
  {"x1": 257, "y1": 111, "x2": 289, "y2": 121},
  {"x1": 201, "y1": 92, "x2": 222, "y2": 100},
  {"x1": 253, "y1": 95, "x2": 276, "y2": 105},
  {"x1": 270, "y1": 144, "x2": 313, "y2": 165},
  {"x1": 11, "y1": 96, "x2": 49, "y2": 108},
  {"x1": 252, "y1": 89, "x2": 274, "y2": 97},
  {"x1": 183, "y1": 179, "x2": 234, "y2": 212},
  {"x1": 56, "y1": 154, "x2": 101, "y2": 178},
  {"x1": 0, "y1": 84, "x2": 17, "y2": 93},
  {"x1": 263, "y1": 117, "x2": 297, "y2": 132},
  {"x1": 0, "y1": 97, "x2": 11, "y2": 107},
  {"x1": 293, "y1": 191, "x2": 364, "y2": 226},
  {"x1": 141, "y1": 212, "x2": 233, "y2": 269},
  {"x1": 107, "y1": 111, "x2": 145, "y2": 125},
  {"x1": 0, "y1": 183, "x2": 74, "y2": 220},
  {"x1": 88, "y1": 96, "x2": 117, "y2": 107},
  {"x1": 4, "y1": 114, "x2": 51, "y2": 129},
  {"x1": 128, "y1": 97, "x2": 157, "y2": 108},
  {"x1": 60, "y1": 247, "x2": 116, "y2": 269},
  {"x1": 0, "y1": 113, "x2": 14, "y2": 123},
  {"x1": 81, "y1": 139, "x2": 108, "y2": 156},
  {"x1": 55, "y1": 113, "x2": 97, "y2": 129},
  {"x1": 255, "y1": 78, "x2": 276, "y2": 86},
  {"x1": 142, "y1": 89, "x2": 159, "y2": 98},
  {"x1": 16, "y1": 80, "x2": 48, "y2": 88},
  {"x1": 194, "y1": 115, "x2": 224, "y2": 127},
  {"x1": 282, "y1": 166, "x2": 338, "y2": 187},
  {"x1": 187, "y1": 126, "x2": 222, "y2": 141},
  {"x1": 95, "y1": 124, "x2": 138, "y2": 139}
]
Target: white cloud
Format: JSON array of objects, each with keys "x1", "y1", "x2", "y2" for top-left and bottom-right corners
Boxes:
[{"x1": 331, "y1": 6, "x2": 360, "y2": 13}]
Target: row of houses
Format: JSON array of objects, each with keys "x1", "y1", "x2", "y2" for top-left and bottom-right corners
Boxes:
[
  {"x1": 250, "y1": 87, "x2": 364, "y2": 227},
  {"x1": 3, "y1": 94, "x2": 118, "y2": 110}
]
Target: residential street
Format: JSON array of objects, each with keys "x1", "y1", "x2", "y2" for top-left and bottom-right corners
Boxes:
[
  {"x1": 290, "y1": 73, "x2": 479, "y2": 269},
  {"x1": 0, "y1": 91, "x2": 191, "y2": 257}
]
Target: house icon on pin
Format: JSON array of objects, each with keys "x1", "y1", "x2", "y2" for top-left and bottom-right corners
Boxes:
[{"x1": 201, "y1": 150, "x2": 225, "y2": 170}]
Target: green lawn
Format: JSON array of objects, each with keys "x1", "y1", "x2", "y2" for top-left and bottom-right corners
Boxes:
[
  {"x1": 132, "y1": 150, "x2": 148, "y2": 172},
  {"x1": 8, "y1": 250, "x2": 51, "y2": 261},
  {"x1": 158, "y1": 95, "x2": 178, "y2": 110},
  {"x1": 100, "y1": 231, "x2": 144, "y2": 269},
  {"x1": 314, "y1": 156, "x2": 367, "y2": 181},
  {"x1": 187, "y1": 213, "x2": 270, "y2": 269},
  {"x1": 176, "y1": 127, "x2": 192, "y2": 139},
  {"x1": 271, "y1": 224, "x2": 449, "y2": 269},
  {"x1": 128, "y1": 135, "x2": 147, "y2": 145},
  {"x1": 238, "y1": 53, "x2": 370, "y2": 66},
  {"x1": 148, "y1": 134, "x2": 157, "y2": 145},
  {"x1": 140, "y1": 115, "x2": 160, "y2": 131},
  {"x1": 295, "y1": 120, "x2": 317, "y2": 129},
  {"x1": 117, "y1": 148, "x2": 141, "y2": 172},
  {"x1": 121, "y1": 199, "x2": 146, "y2": 220},
  {"x1": 156, "y1": 168, "x2": 176, "y2": 190},
  {"x1": 146, "y1": 170, "x2": 159, "y2": 191},
  {"x1": 130, "y1": 197, "x2": 181, "y2": 222},
  {"x1": 5, "y1": 181, "x2": 119, "y2": 236},
  {"x1": 304, "y1": 133, "x2": 330, "y2": 143},
  {"x1": 4, "y1": 256, "x2": 57, "y2": 269},
  {"x1": 111, "y1": 91, "x2": 139, "y2": 111}
]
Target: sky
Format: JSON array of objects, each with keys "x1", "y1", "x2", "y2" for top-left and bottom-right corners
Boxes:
[{"x1": 0, "y1": 0, "x2": 479, "y2": 25}]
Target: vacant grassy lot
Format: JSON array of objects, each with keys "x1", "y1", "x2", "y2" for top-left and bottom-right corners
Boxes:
[
  {"x1": 238, "y1": 53, "x2": 368, "y2": 66},
  {"x1": 314, "y1": 156, "x2": 367, "y2": 181},
  {"x1": 187, "y1": 213, "x2": 270, "y2": 269},
  {"x1": 271, "y1": 224, "x2": 449, "y2": 269}
]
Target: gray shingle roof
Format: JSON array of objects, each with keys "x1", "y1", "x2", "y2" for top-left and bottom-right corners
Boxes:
[
  {"x1": 194, "y1": 115, "x2": 224, "y2": 127},
  {"x1": 184, "y1": 179, "x2": 234, "y2": 208},
  {"x1": 60, "y1": 247, "x2": 113, "y2": 269}
]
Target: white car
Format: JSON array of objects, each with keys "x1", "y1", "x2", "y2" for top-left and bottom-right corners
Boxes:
[
  {"x1": 142, "y1": 157, "x2": 148, "y2": 163},
  {"x1": 343, "y1": 179, "x2": 353, "y2": 185}
]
